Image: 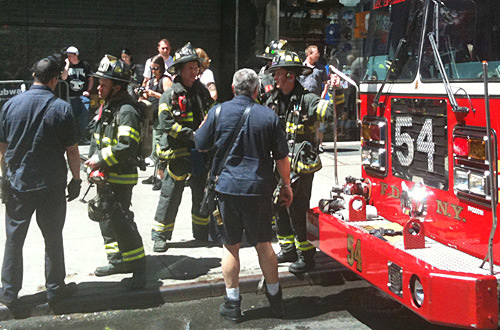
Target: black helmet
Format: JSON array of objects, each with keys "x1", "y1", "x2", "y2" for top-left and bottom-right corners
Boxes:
[
  {"x1": 91, "y1": 54, "x2": 132, "y2": 83},
  {"x1": 256, "y1": 39, "x2": 288, "y2": 60},
  {"x1": 168, "y1": 42, "x2": 201, "y2": 74},
  {"x1": 268, "y1": 50, "x2": 313, "y2": 76}
]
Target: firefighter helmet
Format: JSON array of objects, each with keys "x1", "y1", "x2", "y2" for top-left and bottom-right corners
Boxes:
[
  {"x1": 167, "y1": 42, "x2": 201, "y2": 74},
  {"x1": 91, "y1": 54, "x2": 132, "y2": 83},
  {"x1": 256, "y1": 39, "x2": 288, "y2": 60},
  {"x1": 268, "y1": 50, "x2": 313, "y2": 76}
]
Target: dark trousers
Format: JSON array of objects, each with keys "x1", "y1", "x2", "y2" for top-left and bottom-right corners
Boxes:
[
  {"x1": 1, "y1": 186, "x2": 66, "y2": 301},
  {"x1": 98, "y1": 184, "x2": 144, "y2": 265},
  {"x1": 152, "y1": 158, "x2": 208, "y2": 241},
  {"x1": 70, "y1": 96, "x2": 90, "y2": 141},
  {"x1": 275, "y1": 173, "x2": 315, "y2": 254}
]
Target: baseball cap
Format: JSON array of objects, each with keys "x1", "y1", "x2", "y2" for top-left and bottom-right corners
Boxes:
[{"x1": 66, "y1": 46, "x2": 79, "y2": 55}]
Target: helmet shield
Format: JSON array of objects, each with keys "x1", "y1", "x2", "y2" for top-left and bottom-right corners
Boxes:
[
  {"x1": 168, "y1": 42, "x2": 201, "y2": 74},
  {"x1": 256, "y1": 39, "x2": 288, "y2": 60},
  {"x1": 92, "y1": 54, "x2": 132, "y2": 83},
  {"x1": 268, "y1": 51, "x2": 313, "y2": 76}
]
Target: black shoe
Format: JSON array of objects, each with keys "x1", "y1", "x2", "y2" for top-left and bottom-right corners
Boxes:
[
  {"x1": 142, "y1": 175, "x2": 155, "y2": 185},
  {"x1": 0, "y1": 294, "x2": 18, "y2": 308},
  {"x1": 153, "y1": 240, "x2": 168, "y2": 253},
  {"x1": 277, "y1": 250, "x2": 297, "y2": 263},
  {"x1": 94, "y1": 263, "x2": 134, "y2": 277},
  {"x1": 266, "y1": 286, "x2": 285, "y2": 318},
  {"x1": 47, "y1": 282, "x2": 77, "y2": 305},
  {"x1": 219, "y1": 296, "x2": 242, "y2": 323},
  {"x1": 152, "y1": 179, "x2": 162, "y2": 191},
  {"x1": 289, "y1": 254, "x2": 315, "y2": 274}
]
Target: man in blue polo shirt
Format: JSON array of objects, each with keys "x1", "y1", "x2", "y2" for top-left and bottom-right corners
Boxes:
[
  {"x1": 196, "y1": 68, "x2": 293, "y2": 322},
  {"x1": 0, "y1": 55, "x2": 81, "y2": 308}
]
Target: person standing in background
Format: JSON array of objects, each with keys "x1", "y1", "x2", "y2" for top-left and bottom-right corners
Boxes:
[
  {"x1": 196, "y1": 48, "x2": 218, "y2": 101},
  {"x1": 64, "y1": 46, "x2": 94, "y2": 145}
]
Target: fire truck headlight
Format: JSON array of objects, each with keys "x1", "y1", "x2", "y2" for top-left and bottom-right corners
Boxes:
[
  {"x1": 361, "y1": 148, "x2": 371, "y2": 165},
  {"x1": 469, "y1": 172, "x2": 486, "y2": 196},
  {"x1": 410, "y1": 275, "x2": 424, "y2": 308},
  {"x1": 454, "y1": 168, "x2": 469, "y2": 192}
]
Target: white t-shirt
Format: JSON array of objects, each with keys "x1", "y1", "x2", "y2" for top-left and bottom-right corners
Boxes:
[
  {"x1": 143, "y1": 56, "x2": 174, "y2": 79},
  {"x1": 199, "y1": 68, "x2": 215, "y2": 87}
]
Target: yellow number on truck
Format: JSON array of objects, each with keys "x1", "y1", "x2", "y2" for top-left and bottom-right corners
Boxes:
[{"x1": 347, "y1": 234, "x2": 362, "y2": 272}]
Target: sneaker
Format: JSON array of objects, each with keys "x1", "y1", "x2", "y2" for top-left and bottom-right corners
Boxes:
[
  {"x1": 219, "y1": 296, "x2": 242, "y2": 323},
  {"x1": 47, "y1": 282, "x2": 78, "y2": 305},
  {"x1": 152, "y1": 179, "x2": 162, "y2": 191},
  {"x1": 265, "y1": 286, "x2": 285, "y2": 318},
  {"x1": 142, "y1": 175, "x2": 155, "y2": 185},
  {"x1": 94, "y1": 263, "x2": 134, "y2": 277},
  {"x1": 153, "y1": 240, "x2": 168, "y2": 253}
]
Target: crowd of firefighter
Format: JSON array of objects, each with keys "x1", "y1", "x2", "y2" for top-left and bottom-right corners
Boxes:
[{"x1": 0, "y1": 38, "x2": 343, "y2": 319}]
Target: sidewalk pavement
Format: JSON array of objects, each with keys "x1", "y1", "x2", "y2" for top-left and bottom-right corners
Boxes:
[{"x1": 0, "y1": 141, "x2": 361, "y2": 320}]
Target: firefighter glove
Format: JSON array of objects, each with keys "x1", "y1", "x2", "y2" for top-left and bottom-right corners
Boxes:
[{"x1": 67, "y1": 178, "x2": 82, "y2": 201}]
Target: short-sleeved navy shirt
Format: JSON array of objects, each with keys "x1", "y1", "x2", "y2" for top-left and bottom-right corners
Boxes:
[
  {"x1": 0, "y1": 85, "x2": 78, "y2": 192},
  {"x1": 195, "y1": 95, "x2": 288, "y2": 197}
]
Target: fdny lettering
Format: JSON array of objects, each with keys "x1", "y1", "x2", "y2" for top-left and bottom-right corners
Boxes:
[
  {"x1": 435, "y1": 200, "x2": 465, "y2": 222},
  {"x1": 380, "y1": 182, "x2": 400, "y2": 198},
  {"x1": 380, "y1": 182, "x2": 466, "y2": 222}
]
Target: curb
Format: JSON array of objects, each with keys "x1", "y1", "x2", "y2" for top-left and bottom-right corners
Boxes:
[{"x1": 0, "y1": 254, "x2": 352, "y2": 321}]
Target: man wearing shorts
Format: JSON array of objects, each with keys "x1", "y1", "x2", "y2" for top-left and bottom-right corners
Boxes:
[{"x1": 195, "y1": 68, "x2": 292, "y2": 322}]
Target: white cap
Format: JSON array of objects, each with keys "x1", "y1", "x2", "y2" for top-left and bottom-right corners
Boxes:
[{"x1": 66, "y1": 46, "x2": 79, "y2": 55}]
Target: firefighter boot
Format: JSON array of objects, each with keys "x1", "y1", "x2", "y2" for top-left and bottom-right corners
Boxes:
[
  {"x1": 153, "y1": 239, "x2": 168, "y2": 253},
  {"x1": 219, "y1": 296, "x2": 242, "y2": 323},
  {"x1": 277, "y1": 249, "x2": 298, "y2": 263},
  {"x1": 289, "y1": 249, "x2": 316, "y2": 274},
  {"x1": 121, "y1": 258, "x2": 147, "y2": 290},
  {"x1": 276, "y1": 243, "x2": 297, "y2": 263},
  {"x1": 265, "y1": 286, "x2": 285, "y2": 318},
  {"x1": 193, "y1": 224, "x2": 209, "y2": 242},
  {"x1": 94, "y1": 263, "x2": 134, "y2": 277}
]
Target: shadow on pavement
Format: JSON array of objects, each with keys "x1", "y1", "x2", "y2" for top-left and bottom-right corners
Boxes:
[
  {"x1": 242, "y1": 286, "x2": 457, "y2": 330},
  {"x1": 147, "y1": 255, "x2": 221, "y2": 281}
]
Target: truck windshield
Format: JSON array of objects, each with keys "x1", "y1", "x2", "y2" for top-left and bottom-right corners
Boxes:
[
  {"x1": 364, "y1": 0, "x2": 500, "y2": 82},
  {"x1": 421, "y1": 0, "x2": 500, "y2": 81},
  {"x1": 363, "y1": 0, "x2": 423, "y2": 82}
]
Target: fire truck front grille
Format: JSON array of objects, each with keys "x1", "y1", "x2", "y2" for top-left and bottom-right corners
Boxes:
[{"x1": 388, "y1": 261, "x2": 403, "y2": 297}]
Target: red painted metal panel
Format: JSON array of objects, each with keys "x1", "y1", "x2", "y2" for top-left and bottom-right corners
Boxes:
[{"x1": 310, "y1": 207, "x2": 499, "y2": 329}]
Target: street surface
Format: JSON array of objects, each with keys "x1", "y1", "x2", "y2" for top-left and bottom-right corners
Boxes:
[{"x1": 0, "y1": 280, "x2": 463, "y2": 330}]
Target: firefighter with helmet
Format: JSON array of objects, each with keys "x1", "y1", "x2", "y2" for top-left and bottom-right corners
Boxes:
[
  {"x1": 265, "y1": 50, "x2": 341, "y2": 274},
  {"x1": 85, "y1": 54, "x2": 146, "y2": 289},
  {"x1": 151, "y1": 42, "x2": 215, "y2": 252},
  {"x1": 256, "y1": 39, "x2": 288, "y2": 103}
]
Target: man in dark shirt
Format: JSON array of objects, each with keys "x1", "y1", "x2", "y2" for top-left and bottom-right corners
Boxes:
[
  {"x1": 64, "y1": 46, "x2": 94, "y2": 144},
  {"x1": 196, "y1": 68, "x2": 292, "y2": 322},
  {"x1": 0, "y1": 56, "x2": 81, "y2": 307}
]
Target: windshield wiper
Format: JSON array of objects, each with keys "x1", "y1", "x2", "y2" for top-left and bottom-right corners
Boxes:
[
  {"x1": 372, "y1": 38, "x2": 407, "y2": 111},
  {"x1": 427, "y1": 32, "x2": 469, "y2": 113}
]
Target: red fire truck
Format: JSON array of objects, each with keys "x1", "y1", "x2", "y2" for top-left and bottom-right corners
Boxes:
[{"x1": 307, "y1": 0, "x2": 500, "y2": 328}]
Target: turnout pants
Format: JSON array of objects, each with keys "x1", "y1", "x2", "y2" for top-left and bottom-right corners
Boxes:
[
  {"x1": 98, "y1": 183, "x2": 145, "y2": 266},
  {"x1": 275, "y1": 173, "x2": 316, "y2": 256},
  {"x1": 1, "y1": 186, "x2": 67, "y2": 301},
  {"x1": 152, "y1": 157, "x2": 208, "y2": 242}
]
